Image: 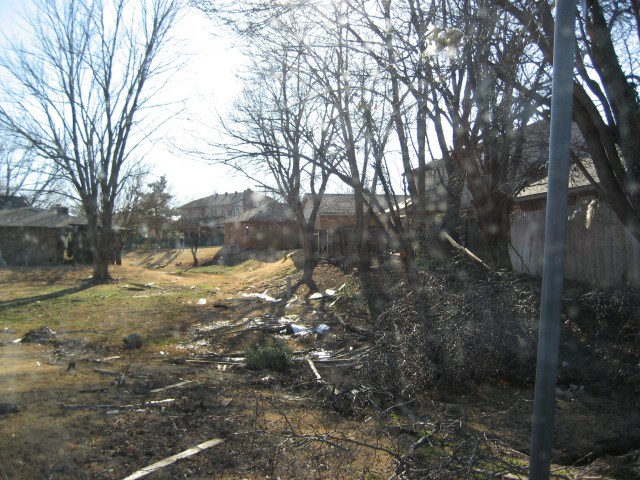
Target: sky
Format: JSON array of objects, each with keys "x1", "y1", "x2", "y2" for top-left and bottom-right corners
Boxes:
[{"x1": 0, "y1": 0, "x2": 255, "y2": 205}]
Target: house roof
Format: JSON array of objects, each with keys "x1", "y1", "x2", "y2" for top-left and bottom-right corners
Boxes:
[
  {"x1": 179, "y1": 189, "x2": 273, "y2": 211},
  {"x1": 516, "y1": 159, "x2": 599, "y2": 201},
  {"x1": 303, "y1": 193, "x2": 409, "y2": 216},
  {"x1": 0, "y1": 207, "x2": 86, "y2": 228},
  {"x1": 223, "y1": 202, "x2": 295, "y2": 224}
]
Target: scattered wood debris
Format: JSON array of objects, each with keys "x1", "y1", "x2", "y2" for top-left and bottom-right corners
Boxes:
[
  {"x1": 121, "y1": 438, "x2": 224, "y2": 480},
  {"x1": 241, "y1": 291, "x2": 278, "y2": 302},
  {"x1": 62, "y1": 399, "x2": 175, "y2": 411},
  {"x1": 149, "y1": 380, "x2": 194, "y2": 393},
  {"x1": 306, "y1": 358, "x2": 322, "y2": 381},
  {"x1": 91, "y1": 356, "x2": 122, "y2": 364},
  {"x1": 20, "y1": 326, "x2": 57, "y2": 344},
  {"x1": 93, "y1": 368, "x2": 119, "y2": 375}
]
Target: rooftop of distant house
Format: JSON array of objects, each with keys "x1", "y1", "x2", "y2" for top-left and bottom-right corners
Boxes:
[
  {"x1": 224, "y1": 202, "x2": 296, "y2": 224},
  {"x1": 0, "y1": 205, "x2": 85, "y2": 228},
  {"x1": 303, "y1": 193, "x2": 409, "y2": 216},
  {"x1": 179, "y1": 189, "x2": 274, "y2": 211}
]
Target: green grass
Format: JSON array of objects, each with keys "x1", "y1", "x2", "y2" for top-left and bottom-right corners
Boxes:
[
  {"x1": 0, "y1": 283, "x2": 209, "y2": 351},
  {"x1": 189, "y1": 264, "x2": 236, "y2": 275}
]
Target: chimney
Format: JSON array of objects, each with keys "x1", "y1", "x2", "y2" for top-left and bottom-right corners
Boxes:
[{"x1": 55, "y1": 206, "x2": 69, "y2": 216}]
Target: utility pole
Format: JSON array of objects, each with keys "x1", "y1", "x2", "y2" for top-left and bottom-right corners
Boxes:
[{"x1": 529, "y1": 1, "x2": 577, "y2": 478}]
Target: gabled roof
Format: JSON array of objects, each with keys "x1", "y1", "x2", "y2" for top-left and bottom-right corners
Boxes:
[
  {"x1": 180, "y1": 191, "x2": 245, "y2": 210},
  {"x1": 179, "y1": 189, "x2": 273, "y2": 210},
  {"x1": 516, "y1": 159, "x2": 599, "y2": 201},
  {"x1": 303, "y1": 193, "x2": 409, "y2": 216},
  {"x1": 0, "y1": 207, "x2": 86, "y2": 228},
  {"x1": 223, "y1": 202, "x2": 295, "y2": 224}
]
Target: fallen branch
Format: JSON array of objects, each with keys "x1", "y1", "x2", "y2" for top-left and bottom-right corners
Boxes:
[
  {"x1": 331, "y1": 314, "x2": 377, "y2": 339},
  {"x1": 92, "y1": 356, "x2": 121, "y2": 363},
  {"x1": 149, "y1": 380, "x2": 195, "y2": 393},
  {"x1": 306, "y1": 357, "x2": 322, "y2": 381},
  {"x1": 121, "y1": 438, "x2": 224, "y2": 480},
  {"x1": 440, "y1": 231, "x2": 491, "y2": 270},
  {"x1": 62, "y1": 399, "x2": 175, "y2": 411}
]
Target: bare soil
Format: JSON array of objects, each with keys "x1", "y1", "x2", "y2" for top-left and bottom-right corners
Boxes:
[{"x1": 0, "y1": 248, "x2": 638, "y2": 479}]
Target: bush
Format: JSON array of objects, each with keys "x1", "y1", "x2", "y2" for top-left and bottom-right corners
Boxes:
[{"x1": 245, "y1": 338, "x2": 293, "y2": 372}]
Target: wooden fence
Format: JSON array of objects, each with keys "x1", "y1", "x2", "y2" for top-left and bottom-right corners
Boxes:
[
  {"x1": 510, "y1": 201, "x2": 640, "y2": 287},
  {"x1": 314, "y1": 226, "x2": 389, "y2": 264}
]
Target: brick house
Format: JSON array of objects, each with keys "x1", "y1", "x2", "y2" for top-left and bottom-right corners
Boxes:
[
  {"x1": 178, "y1": 189, "x2": 275, "y2": 244},
  {"x1": 223, "y1": 202, "x2": 300, "y2": 250},
  {"x1": 302, "y1": 193, "x2": 407, "y2": 258}
]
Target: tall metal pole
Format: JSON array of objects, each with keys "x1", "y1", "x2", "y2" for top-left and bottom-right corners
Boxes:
[{"x1": 529, "y1": 1, "x2": 577, "y2": 479}]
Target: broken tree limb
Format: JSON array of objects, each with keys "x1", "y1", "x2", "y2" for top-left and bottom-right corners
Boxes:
[
  {"x1": 332, "y1": 314, "x2": 377, "y2": 339},
  {"x1": 440, "y1": 230, "x2": 490, "y2": 270},
  {"x1": 306, "y1": 357, "x2": 322, "y2": 381},
  {"x1": 121, "y1": 438, "x2": 225, "y2": 480},
  {"x1": 92, "y1": 356, "x2": 121, "y2": 363},
  {"x1": 62, "y1": 399, "x2": 175, "y2": 411},
  {"x1": 149, "y1": 380, "x2": 194, "y2": 393}
]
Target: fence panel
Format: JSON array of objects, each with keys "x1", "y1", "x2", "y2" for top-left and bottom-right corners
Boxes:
[{"x1": 510, "y1": 203, "x2": 640, "y2": 287}]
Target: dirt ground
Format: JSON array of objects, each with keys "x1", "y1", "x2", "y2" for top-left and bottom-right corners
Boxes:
[{"x1": 0, "y1": 248, "x2": 638, "y2": 479}]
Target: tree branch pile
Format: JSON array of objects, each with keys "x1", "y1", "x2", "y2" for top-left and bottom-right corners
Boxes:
[{"x1": 359, "y1": 255, "x2": 541, "y2": 398}]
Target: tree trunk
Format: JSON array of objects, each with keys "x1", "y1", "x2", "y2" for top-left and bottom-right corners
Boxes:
[
  {"x1": 84, "y1": 205, "x2": 111, "y2": 284},
  {"x1": 299, "y1": 224, "x2": 318, "y2": 292},
  {"x1": 92, "y1": 224, "x2": 113, "y2": 284},
  {"x1": 474, "y1": 192, "x2": 512, "y2": 271},
  {"x1": 92, "y1": 256, "x2": 110, "y2": 283},
  {"x1": 190, "y1": 246, "x2": 199, "y2": 266},
  {"x1": 444, "y1": 158, "x2": 465, "y2": 243}
]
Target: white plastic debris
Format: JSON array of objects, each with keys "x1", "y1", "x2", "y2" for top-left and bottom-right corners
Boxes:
[
  {"x1": 197, "y1": 298, "x2": 207, "y2": 305},
  {"x1": 309, "y1": 289, "x2": 336, "y2": 300},
  {"x1": 315, "y1": 324, "x2": 330, "y2": 334},
  {"x1": 289, "y1": 324, "x2": 308, "y2": 335},
  {"x1": 241, "y1": 292, "x2": 278, "y2": 302}
]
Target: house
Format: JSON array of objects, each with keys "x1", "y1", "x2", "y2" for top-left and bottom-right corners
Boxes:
[
  {"x1": 510, "y1": 160, "x2": 640, "y2": 287},
  {"x1": 302, "y1": 193, "x2": 408, "y2": 258},
  {"x1": 0, "y1": 204, "x2": 90, "y2": 266},
  {"x1": 178, "y1": 189, "x2": 275, "y2": 245},
  {"x1": 223, "y1": 202, "x2": 300, "y2": 250}
]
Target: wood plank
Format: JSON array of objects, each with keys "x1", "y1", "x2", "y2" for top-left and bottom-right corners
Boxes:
[
  {"x1": 149, "y1": 380, "x2": 194, "y2": 393},
  {"x1": 121, "y1": 439, "x2": 224, "y2": 480}
]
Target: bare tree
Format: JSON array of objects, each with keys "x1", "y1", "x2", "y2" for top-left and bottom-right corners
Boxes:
[
  {"x1": 0, "y1": 0, "x2": 181, "y2": 282},
  {"x1": 347, "y1": 0, "x2": 549, "y2": 269},
  {"x1": 202, "y1": 14, "x2": 338, "y2": 291},
  {"x1": 176, "y1": 204, "x2": 210, "y2": 266}
]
